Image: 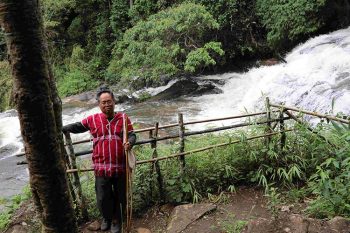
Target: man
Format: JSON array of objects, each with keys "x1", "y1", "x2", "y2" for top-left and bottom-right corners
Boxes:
[{"x1": 63, "y1": 87, "x2": 136, "y2": 233}]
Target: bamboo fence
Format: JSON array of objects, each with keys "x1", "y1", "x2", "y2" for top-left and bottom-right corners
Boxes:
[{"x1": 14, "y1": 98, "x2": 350, "y2": 217}]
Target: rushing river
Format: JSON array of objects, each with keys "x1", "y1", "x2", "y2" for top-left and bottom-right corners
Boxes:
[{"x1": 0, "y1": 26, "x2": 349, "y2": 200}]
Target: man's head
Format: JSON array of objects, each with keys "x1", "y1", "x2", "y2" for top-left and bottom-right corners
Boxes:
[{"x1": 96, "y1": 87, "x2": 115, "y2": 118}]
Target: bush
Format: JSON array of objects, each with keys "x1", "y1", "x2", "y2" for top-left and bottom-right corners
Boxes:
[
  {"x1": 256, "y1": 0, "x2": 327, "y2": 48},
  {"x1": 108, "y1": 2, "x2": 224, "y2": 87},
  {"x1": 307, "y1": 121, "x2": 350, "y2": 218},
  {"x1": 56, "y1": 45, "x2": 99, "y2": 97}
]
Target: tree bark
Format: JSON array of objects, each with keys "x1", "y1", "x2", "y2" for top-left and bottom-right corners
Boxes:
[{"x1": 0, "y1": 0, "x2": 77, "y2": 232}]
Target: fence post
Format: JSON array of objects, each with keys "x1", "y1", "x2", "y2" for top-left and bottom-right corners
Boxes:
[
  {"x1": 150, "y1": 123, "x2": 165, "y2": 201},
  {"x1": 265, "y1": 97, "x2": 272, "y2": 146},
  {"x1": 63, "y1": 132, "x2": 89, "y2": 221},
  {"x1": 178, "y1": 113, "x2": 186, "y2": 170},
  {"x1": 148, "y1": 129, "x2": 154, "y2": 199}
]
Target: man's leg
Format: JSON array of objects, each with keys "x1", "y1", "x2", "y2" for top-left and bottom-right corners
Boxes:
[
  {"x1": 95, "y1": 176, "x2": 114, "y2": 230},
  {"x1": 111, "y1": 174, "x2": 126, "y2": 231}
]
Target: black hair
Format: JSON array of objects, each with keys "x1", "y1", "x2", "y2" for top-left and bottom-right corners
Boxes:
[{"x1": 96, "y1": 86, "x2": 115, "y2": 101}]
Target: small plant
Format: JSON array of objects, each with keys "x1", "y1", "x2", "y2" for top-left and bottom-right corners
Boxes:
[
  {"x1": 220, "y1": 213, "x2": 248, "y2": 233},
  {"x1": 265, "y1": 186, "x2": 283, "y2": 217},
  {"x1": 0, "y1": 186, "x2": 32, "y2": 231}
]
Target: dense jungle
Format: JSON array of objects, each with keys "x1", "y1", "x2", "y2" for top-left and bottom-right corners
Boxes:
[{"x1": 0, "y1": 0, "x2": 349, "y2": 111}]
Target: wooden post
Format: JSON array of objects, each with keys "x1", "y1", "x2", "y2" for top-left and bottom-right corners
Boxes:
[
  {"x1": 178, "y1": 113, "x2": 186, "y2": 169},
  {"x1": 148, "y1": 129, "x2": 154, "y2": 199},
  {"x1": 265, "y1": 97, "x2": 272, "y2": 146},
  {"x1": 63, "y1": 132, "x2": 89, "y2": 221},
  {"x1": 279, "y1": 110, "x2": 286, "y2": 151},
  {"x1": 123, "y1": 118, "x2": 132, "y2": 233},
  {"x1": 150, "y1": 123, "x2": 165, "y2": 201}
]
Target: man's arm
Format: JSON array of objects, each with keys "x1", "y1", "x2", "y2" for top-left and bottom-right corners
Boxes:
[{"x1": 62, "y1": 122, "x2": 88, "y2": 134}]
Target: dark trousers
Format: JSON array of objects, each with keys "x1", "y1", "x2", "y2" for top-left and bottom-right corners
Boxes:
[{"x1": 95, "y1": 174, "x2": 126, "y2": 222}]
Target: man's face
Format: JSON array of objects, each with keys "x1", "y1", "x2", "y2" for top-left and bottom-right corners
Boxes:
[{"x1": 98, "y1": 92, "x2": 115, "y2": 117}]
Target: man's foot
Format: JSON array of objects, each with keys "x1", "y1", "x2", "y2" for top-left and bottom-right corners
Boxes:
[
  {"x1": 100, "y1": 218, "x2": 111, "y2": 231},
  {"x1": 110, "y1": 221, "x2": 120, "y2": 233}
]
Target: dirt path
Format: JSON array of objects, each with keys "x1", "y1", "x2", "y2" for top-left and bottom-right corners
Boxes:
[{"x1": 5, "y1": 186, "x2": 350, "y2": 233}]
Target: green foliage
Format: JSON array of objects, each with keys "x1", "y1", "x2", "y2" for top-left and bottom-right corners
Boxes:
[
  {"x1": 38, "y1": 0, "x2": 348, "y2": 95},
  {"x1": 221, "y1": 219, "x2": 248, "y2": 233},
  {"x1": 0, "y1": 61, "x2": 13, "y2": 112},
  {"x1": 307, "y1": 121, "x2": 350, "y2": 218},
  {"x1": 256, "y1": 0, "x2": 327, "y2": 48},
  {"x1": 108, "y1": 2, "x2": 223, "y2": 87},
  {"x1": 129, "y1": 0, "x2": 158, "y2": 24},
  {"x1": 194, "y1": 0, "x2": 264, "y2": 58},
  {"x1": 110, "y1": 0, "x2": 130, "y2": 38},
  {"x1": 0, "y1": 186, "x2": 32, "y2": 231},
  {"x1": 57, "y1": 45, "x2": 98, "y2": 97},
  {"x1": 185, "y1": 42, "x2": 225, "y2": 73},
  {"x1": 265, "y1": 186, "x2": 283, "y2": 217}
]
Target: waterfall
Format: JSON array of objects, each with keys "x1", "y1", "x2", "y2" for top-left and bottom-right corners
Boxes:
[{"x1": 195, "y1": 26, "x2": 350, "y2": 120}]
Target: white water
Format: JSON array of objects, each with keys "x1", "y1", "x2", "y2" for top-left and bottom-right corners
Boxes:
[
  {"x1": 0, "y1": 26, "x2": 349, "y2": 199},
  {"x1": 194, "y1": 26, "x2": 350, "y2": 120}
]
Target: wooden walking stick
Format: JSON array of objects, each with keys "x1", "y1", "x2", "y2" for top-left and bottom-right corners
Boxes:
[{"x1": 123, "y1": 116, "x2": 133, "y2": 233}]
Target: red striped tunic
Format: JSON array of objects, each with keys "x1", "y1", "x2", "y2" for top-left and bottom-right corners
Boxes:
[{"x1": 81, "y1": 112, "x2": 134, "y2": 177}]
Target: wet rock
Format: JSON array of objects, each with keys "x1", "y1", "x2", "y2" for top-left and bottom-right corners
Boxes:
[
  {"x1": 245, "y1": 217, "x2": 274, "y2": 233},
  {"x1": 166, "y1": 203, "x2": 216, "y2": 233},
  {"x1": 0, "y1": 144, "x2": 18, "y2": 157},
  {"x1": 327, "y1": 216, "x2": 350, "y2": 233},
  {"x1": 192, "y1": 83, "x2": 222, "y2": 96},
  {"x1": 136, "y1": 227, "x2": 152, "y2": 233},
  {"x1": 62, "y1": 91, "x2": 96, "y2": 108},
  {"x1": 150, "y1": 78, "x2": 223, "y2": 101},
  {"x1": 0, "y1": 109, "x2": 17, "y2": 118},
  {"x1": 203, "y1": 78, "x2": 226, "y2": 86},
  {"x1": 287, "y1": 214, "x2": 309, "y2": 233},
  {"x1": 152, "y1": 79, "x2": 199, "y2": 100},
  {"x1": 115, "y1": 94, "x2": 132, "y2": 104},
  {"x1": 257, "y1": 58, "x2": 280, "y2": 66},
  {"x1": 63, "y1": 91, "x2": 95, "y2": 103},
  {"x1": 307, "y1": 218, "x2": 332, "y2": 233}
]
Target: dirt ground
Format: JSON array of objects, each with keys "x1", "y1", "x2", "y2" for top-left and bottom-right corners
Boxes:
[
  {"x1": 3, "y1": 186, "x2": 345, "y2": 233},
  {"x1": 75, "y1": 186, "x2": 272, "y2": 233}
]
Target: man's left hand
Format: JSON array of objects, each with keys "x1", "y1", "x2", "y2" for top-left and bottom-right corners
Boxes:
[{"x1": 124, "y1": 142, "x2": 131, "y2": 151}]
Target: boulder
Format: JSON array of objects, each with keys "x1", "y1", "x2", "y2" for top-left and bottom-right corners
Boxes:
[
  {"x1": 244, "y1": 218, "x2": 275, "y2": 233},
  {"x1": 151, "y1": 79, "x2": 199, "y2": 100},
  {"x1": 166, "y1": 203, "x2": 217, "y2": 233},
  {"x1": 327, "y1": 216, "x2": 350, "y2": 233},
  {"x1": 192, "y1": 83, "x2": 222, "y2": 96},
  {"x1": 150, "y1": 78, "x2": 223, "y2": 101},
  {"x1": 287, "y1": 214, "x2": 309, "y2": 233}
]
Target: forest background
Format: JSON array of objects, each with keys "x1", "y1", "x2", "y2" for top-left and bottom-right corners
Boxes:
[{"x1": 0, "y1": 0, "x2": 349, "y2": 111}]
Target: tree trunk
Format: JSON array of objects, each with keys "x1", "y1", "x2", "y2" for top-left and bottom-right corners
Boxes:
[{"x1": 0, "y1": 0, "x2": 77, "y2": 232}]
